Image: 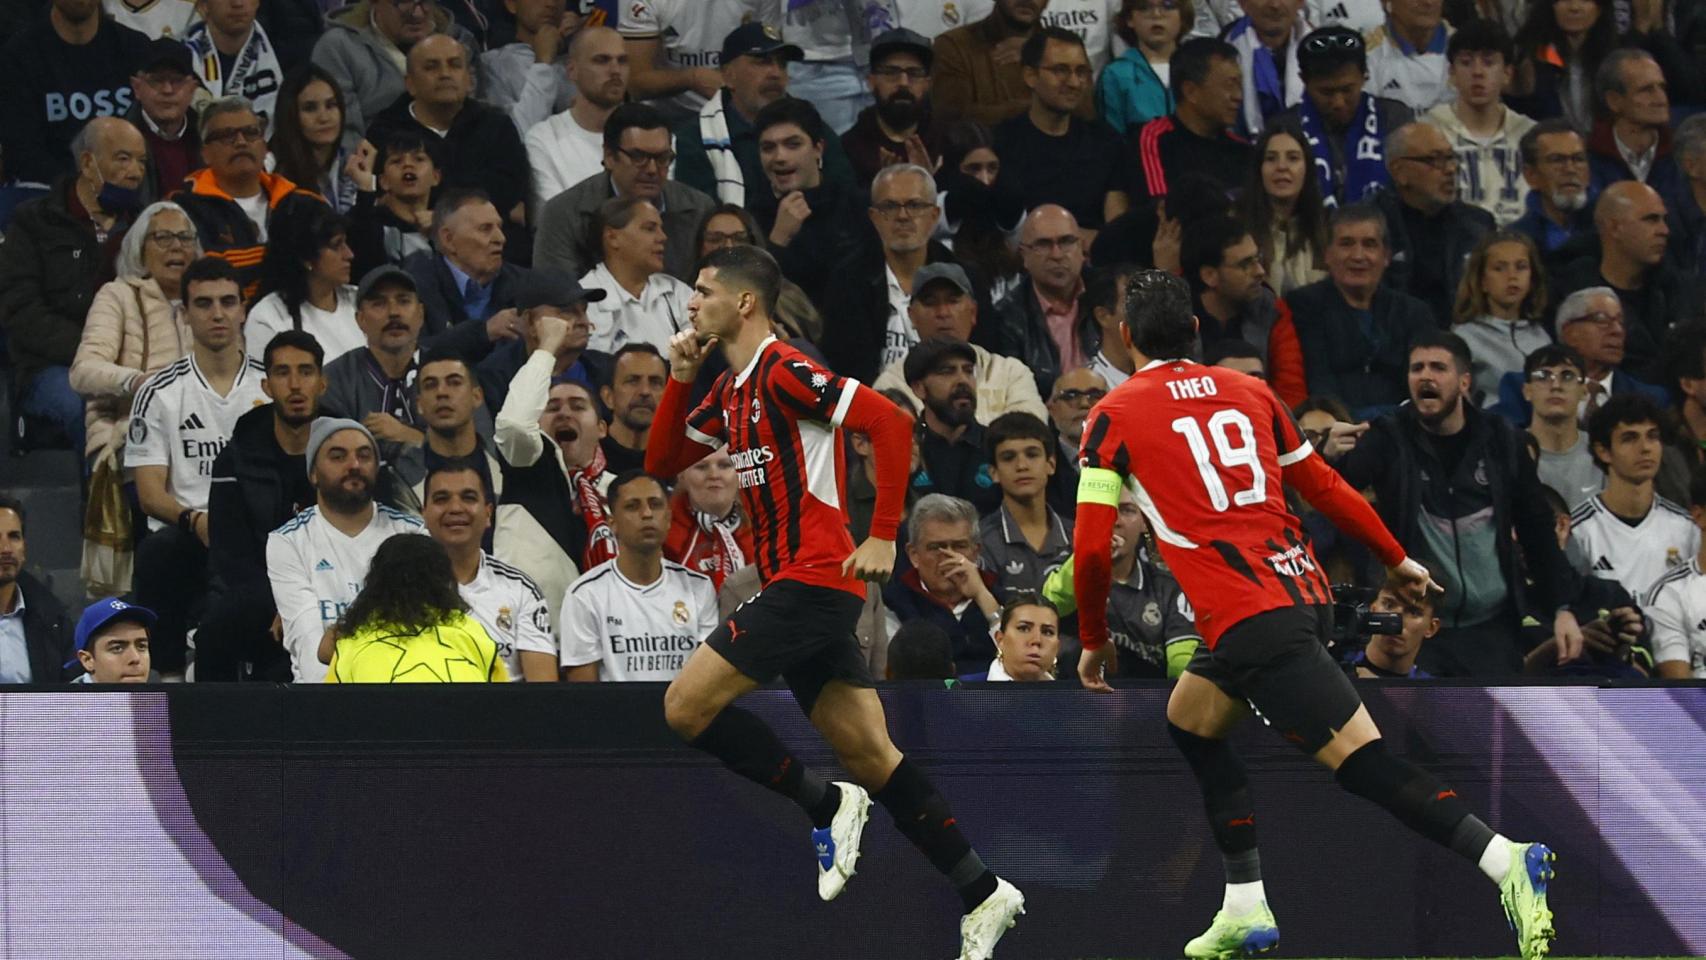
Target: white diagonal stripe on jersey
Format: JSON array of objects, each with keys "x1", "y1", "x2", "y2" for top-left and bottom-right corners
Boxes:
[{"x1": 1129, "y1": 474, "x2": 1199, "y2": 549}]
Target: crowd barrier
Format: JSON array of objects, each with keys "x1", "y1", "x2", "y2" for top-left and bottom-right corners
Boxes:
[{"x1": 2, "y1": 681, "x2": 1703, "y2": 959}]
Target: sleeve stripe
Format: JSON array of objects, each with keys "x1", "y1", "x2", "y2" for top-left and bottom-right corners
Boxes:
[
  {"x1": 1276, "y1": 441, "x2": 1314, "y2": 467},
  {"x1": 685, "y1": 423, "x2": 719, "y2": 446},
  {"x1": 829, "y1": 378, "x2": 860, "y2": 428}
]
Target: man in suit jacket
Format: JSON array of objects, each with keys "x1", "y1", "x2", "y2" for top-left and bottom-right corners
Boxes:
[
  {"x1": 403, "y1": 188, "x2": 528, "y2": 366},
  {"x1": 0, "y1": 497, "x2": 75, "y2": 684}
]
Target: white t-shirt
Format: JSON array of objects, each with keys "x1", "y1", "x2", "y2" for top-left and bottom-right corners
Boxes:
[
  {"x1": 1569, "y1": 494, "x2": 1700, "y2": 600},
  {"x1": 232, "y1": 193, "x2": 270, "y2": 241},
  {"x1": 784, "y1": 0, "x2": 856, "y2": 63},
  {"x1": 1307, "y1": 0, "x2": 1387, "y2": 33},
  {"x1": 105, "y1": 0, "x2": 198, "y2": 38},
  {"x1": 1364, "y1": 23, "x2": 1454, "y2": 113},
  {"x1": 578, "y1": 262, "x2": 694, "y2": 354},
  {"x1": 125, "y1": 353, "x2": 269, "y2": 524},
  {"x1": 1040, "y1": 0, "x2": 1122, "y2": 74},
  {"x1": 525, "y1": 111, "x2": 607, "y2": 219},
  {"x1": 462, "y1": 553, "x2": 557, "y2": 682},
  {"x1": 619, "y1": 0, "x2": 763, "y2": 116},
  {"x1": 267, "y1": 504, "x2": 424, "y2": 682},
  {"x1": 560, "y1": 558, "x2": 717, "y2": 681},
  {"x1": 244, "y1": 286, "x2": 364, "y2": 365},
  {"x1": 881, "y1": 265, "x2": 917, "y2": 372},
  {"x1": 1644, "y1": 558, "x2": 1706, "y2": 676},
  {"x1": 891, "y1": 0, "x2": 995, "y2": 40}
]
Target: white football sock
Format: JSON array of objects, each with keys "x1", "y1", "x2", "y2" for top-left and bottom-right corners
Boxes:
[
  {"x1": 1223, "y1": 880, "x2": 1267, "y2": 914},
  {"x1": 1478, "y1": 834, "x2": 1512, "y2": 884}
]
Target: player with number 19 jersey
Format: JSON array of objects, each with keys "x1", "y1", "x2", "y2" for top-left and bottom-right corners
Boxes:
[{"x1": 1077, "y1": 360, "x2": 1405, "y2": 645}]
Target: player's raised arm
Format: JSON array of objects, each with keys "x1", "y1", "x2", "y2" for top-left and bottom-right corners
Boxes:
[
  {"x1": 838, "y1": 384, "x2": 913, "y2": 583},
  {"x1": 646, "y1": 329, "x2": 724, "y2": 479}
]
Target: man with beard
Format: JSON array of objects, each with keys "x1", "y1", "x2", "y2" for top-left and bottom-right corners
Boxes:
[
  {"x1": 268, "y1": 416, "x2": 424, "y2": 682},
  {"x1": 323, "y1": 265, "x2": 428, "y2": 479},
  {"x1": 934, "y1": 0, "x2": 1051, "y2": 126},
  {"x1": 524, "y1": 26, "x2": 630, "y2": 219},
  {"x1": 0, "y1": 496, "x2": 75, "y2": 684},
  {"x1": 173, "y1": 96, "x2": 325, "y2": 296},
  {"x1": 126, "y1": 257, "x2": 269, "y2": 678},
  {"x1": 841, "y1": 28, "x2": 941, "y2": 188},
  {"x1": 404, "y1": 346, "x2": 497, "y2": 497},
  {"x1": 994, "y1": 27, "x2": 1127, "y2": 230},
  {"x1": 202, "y1": 330, "x2": 328, "y2": 681},
  {"x1": 674, "y1": 23, "x2": 857, "y2": 206},
  {"x1": 0, "y1": 0, "x2": 149, "y2": 184},
  {"x1": 906, "y1": 337, "x2": 1001, "y2": 514},
  {"x1": 1511, "y1": 120, "x2": 1595, "y2": 278},
  {"x1": 599, "y1": 345, "x2": 667, "y2": 474},
  {"x1": 1327, "y1": 330, "x2": 1583, "y2": 677},
  {"x1": 1373, "y1": 120, "x2": 1496, "y2": 327}
]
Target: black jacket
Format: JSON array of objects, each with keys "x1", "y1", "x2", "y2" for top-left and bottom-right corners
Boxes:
[
  {"x1": 818, "y1": 239, "x2": 968, "y2": 384},
  {"x1": 172, "y1": 168, "x2": 326, "y2": 297},
  {"x1": 1334, "y1": 401, "x2": 1576, "y2": 638},
  {"x1": 402, "y1": 250, "x2": 526, "y2": 365},
  {"x1": 475, "y1": 339, "x2": 613, "y2": 416},
  {"x1": 10, "y1": 570, "x2": 73, "y2": 683},
  {"x1": 207, "y1": 404, "x2": 317, "y2": 605},
  {"x1": 1289, "y1": 278, "x2": 1437, "y2": 419},
  {"x1": 1555, "y1": 255, "x2": 1699, "y2": 385},
  {"x1": 365, "y1": 95, "x2": 530, "y2": 235},
  {"x1": 988, "y1": 274, "x2": 1097, "y2": 399},
  {"x1": 748, "y1": 179, "x2": 874, "y2": 307},
  {"x1": 0, "y1": 178, "x2": 120, "y2": 383},
  {"x1": 1371, "y1": 187, "x2": 1494, "y2": 327},
  {"x1": 347, "y1": 191, "x2": 431, "y2": 279}
]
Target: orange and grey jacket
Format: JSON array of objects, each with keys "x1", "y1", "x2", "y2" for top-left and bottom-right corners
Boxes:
[{"x1": 171, "y1": 168, "x2": 325, "y2": 299}]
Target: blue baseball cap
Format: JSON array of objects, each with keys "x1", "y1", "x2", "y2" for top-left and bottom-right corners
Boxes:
[{"x1": 68, "y1": 597, "x2": 157, "y2": 667}]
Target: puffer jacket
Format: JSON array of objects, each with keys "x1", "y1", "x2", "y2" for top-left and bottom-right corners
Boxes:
[
  {"x1": 310, "y1": 1, "x2": 475, "y2": 149},
  {"x1": 69, "y1": 276, "x2": 190, "y2": 457}
]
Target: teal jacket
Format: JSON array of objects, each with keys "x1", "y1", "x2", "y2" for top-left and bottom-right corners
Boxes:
[{"x1": 1095, "y1": 47, "x2": 1173, "y2": 136}]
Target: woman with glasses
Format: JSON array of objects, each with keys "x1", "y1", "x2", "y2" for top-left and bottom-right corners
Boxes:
[
  {"x1": 692, "y1": 204, "x2": 764, "y2": 262},
  {"x1": 1453, "y1": 230, "x2": 1552, "y2": 406},
  {"x1": 1097, "y1": 0, "x2": 1195, "y2": 134},
  {"x1": 270, "y1": 65, "x2": 374, "y2": 215},
  {"x1": 246, "y1": 203, "x2": 362, "y2": 365},
  {"x1": 70, "y1": 202, "x2": 202, "y2": 463},
  {"x1": 1237, "y1": 120, "x2": 1328, "y2": 294}
]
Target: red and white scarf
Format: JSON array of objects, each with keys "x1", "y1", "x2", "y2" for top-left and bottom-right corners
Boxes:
[{"x1": 570, "y1": 443, "x2": 617, "y2": 570}]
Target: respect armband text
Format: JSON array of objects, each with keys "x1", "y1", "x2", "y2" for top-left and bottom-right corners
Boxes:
[{"x1": 1076, "y1": 467, "x2": 1125, "y2": 508}]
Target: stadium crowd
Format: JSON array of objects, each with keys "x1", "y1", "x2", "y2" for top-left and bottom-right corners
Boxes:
[{"x1": 3, "y1": 0, "x2": 1706, "y2": 684}]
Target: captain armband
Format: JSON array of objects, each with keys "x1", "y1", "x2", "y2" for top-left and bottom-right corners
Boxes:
[{"x1": 1076, "y1": 467, "x2": 1125, "y2": 508}]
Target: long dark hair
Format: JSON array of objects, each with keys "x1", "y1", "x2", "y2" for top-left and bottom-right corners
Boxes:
[
  {"x1": 938, "y1": 120, "x2": 1022, "y2": 285},
  {"x1": 254, "y1": 202, "x2": 349, "y2": 329},
  {"x1": 271, "y1": 64, "x2": 347, "y2": 190},
  {"x1": 338, "y1": 534, "x2": 468, "y2": 635},
  {"x1": 1515, "y1": 0, "x2": 1616, "y2": 68},
  {"x1": 1237, "y1": 121, "x2": 1326, "y2": 275}
]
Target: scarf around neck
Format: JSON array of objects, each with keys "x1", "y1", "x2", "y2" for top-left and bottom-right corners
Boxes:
[
  {"x1": 1299, "y1": 90, "x2": 1388, "y2": 207},
  {"x1": 571, "y1": 440, "x2": 617, "y2": 571}
]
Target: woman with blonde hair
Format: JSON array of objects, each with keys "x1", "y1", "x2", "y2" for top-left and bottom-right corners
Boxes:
[
  {"x1": 70, "y1": 201, "x2": 202, "y2": 461},
  {"x1": 1453, "y1": 230, "x2": 1551, "y2": 406}
]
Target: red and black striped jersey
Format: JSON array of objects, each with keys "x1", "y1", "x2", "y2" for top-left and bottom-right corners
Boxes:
[
  {"x1": 1078, "y1": 359, "x2": 1335, "y2": 645},
  {"x1": 684, "y1": 338, "x2": 864, "y2": 597}
]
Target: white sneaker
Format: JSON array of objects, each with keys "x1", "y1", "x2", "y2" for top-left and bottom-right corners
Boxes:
[
  {"x1": 814, "y1": 781, "x2": 871, "y2": 901},
  {"x1": 958, "y1": 877, "x2": 1025, "y2": 960}
]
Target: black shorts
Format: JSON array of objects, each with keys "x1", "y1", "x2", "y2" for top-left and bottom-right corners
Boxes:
[
  {"x1": 1185, "y1": 604, "x2": 1364, "y2": 754},
  {"x1": 705, "y1": 579, "x2": 873, "y2": 715}
]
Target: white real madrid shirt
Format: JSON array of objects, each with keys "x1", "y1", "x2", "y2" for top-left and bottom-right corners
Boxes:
[
  {"x1": 125, "y1": 353, "x2": 268, "y2": 527},
  {"x1": 462, "y1": 552, "x2": 556, "y2": 682},
  {"x1": 618, "y1": 0, "x2": 764, "y2": 116},
  {"x1": 1569, "y1": 494, "x2": 1700, "y2": 600},
  {"x1": 892, "y1": 0, "x2": 995, "y2": 40},
  {"x1": 1039, "y1": 0, "x2": 1122, "y2": 74},
  {"x1": 267, "y1": 504, "x2": 424, "y2": 682},
  {"x1": 560, "y1": 558, "x2": 717, "y2": 681},
  {"x1": 105, "y1": 0, "x2": 199, "y2": 38},
  {"x1": 1644, "y1": 558, "x2": 1706, "y2": 677}
]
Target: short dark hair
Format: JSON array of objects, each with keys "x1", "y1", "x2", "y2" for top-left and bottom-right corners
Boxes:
[
  {"x1": 0, "y1": 493, "x2": 24, "y2": 535},
  {"x1": 612, "y1": 342, "x2": 667, "y2": 370},
  {"x1": 753, "y1": 96, "x2": 825, "y2": 144},
  {"x1": 998, "y1": 594, "x2": 1060, "y2": 631},
  {"x1": 984, "y1": 411, "x2": 1056, "y2": 464},
  {"x1": 1408, "y1": 329, "x2": 1474, "y2": 374},
  {"x1": 180, "y1": 257, "x2": 242, "y2": 304},
  {"x1": 1171, "y1": 37, "x2": 1237, "y2": 102},
  {"x1": 1121, "y1": 268, "x2": 1196, "y2": 360},
  {"x1": 1296, "y1": 25, "x2": 1367, "y2": 81},
  {"x1": 263, "y1": 330, "x2": 325, "y2": 371},
  {"x1": 1446, "y1": 17, "x2": 1515, "y2": 65},
  {"x1": 1519, "y1": 117, "x2": 1580, "y2": 168},
  {"x1": 373, "y1": 128, "x2": 442, "y2": 174},
  {"x1": 1587, "y1": 392, "x2": 1666, "y2": 465},
  {"x1": 1084, "y1": 262, "x2": 1133, "y2": 316},
  {"x1": 423, "y1": 455, "x2": 491, "y2": 501},
  {"x1": 1182, "y1": 216, "x2": 1253, "y2": 291},
  {"x1": 1020, "y1": 25, "x2": 1086, "y2": 69},
  {"x1": 1328, "y1": 201, "x2": 1388, "y2": 247},
  {"x1": 1523, "y1": 342, "x2": 1586, "y2": 378},
  {"x1": 602, "y1": 101, "x2": 669, "y2": 153},
  {"x1": 431, "y1": 187, "x2": 493, "y2": 241},
  {"x1": 606, "y1": 468, "x2": 667, "y2": 506},
  {"x1": 701, "y1": 245, "x2": 783, "y2": 317},
  {"x1": 418, "y1": 345, "x2": 475, "y2": 378},
  {"x1": 887, "y1": 621, "x2": 957, "y2": 680}
]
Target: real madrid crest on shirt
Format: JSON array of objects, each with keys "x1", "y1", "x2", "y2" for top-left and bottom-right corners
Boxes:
[
  {"x1": 673, "y1": 600, "x2": 690, "y2": 625},
  {"x1": 496, "y1": 605, "x2": 514, "y2": 631},
  {"x1": 1142, "y1": 601, "x2": 1162, "y2": 627}
]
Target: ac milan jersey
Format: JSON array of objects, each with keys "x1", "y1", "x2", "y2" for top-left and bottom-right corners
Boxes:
[
  {"x1": 1078, "y1": 359, "x2": 1332, "y2": 644},
  {"x1": 684, "y1": 337, "x2": 862, "y2": 597}
]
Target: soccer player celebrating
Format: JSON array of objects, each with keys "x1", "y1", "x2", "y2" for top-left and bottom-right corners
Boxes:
[
  {"x1": 647, "y1": 246, "x2": 1024, "y2": 960},
  {"x1": 1071, "y1": 269, "x2": 1557, "y2": 960}
]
